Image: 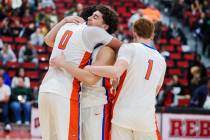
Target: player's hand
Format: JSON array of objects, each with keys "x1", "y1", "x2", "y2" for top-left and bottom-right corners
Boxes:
[
  {"x1": 63, "y1": 16, "x2": 85, "y2": 24},
  {"x1": 50, "y1": 52, "x2": 66, "y2": 68}
]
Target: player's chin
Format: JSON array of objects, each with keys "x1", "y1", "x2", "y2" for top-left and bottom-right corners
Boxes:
[{"x1": 87, "y1": 21, "x2": 93, "y2": 26}]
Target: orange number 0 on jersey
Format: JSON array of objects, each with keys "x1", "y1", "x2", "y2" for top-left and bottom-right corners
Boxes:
[
  {"x1": 145, "y1": 59, "x2": 153, "y2": 80},
  {"x1": 58, "y1": 31, "x2": 73, "y2": 50}
]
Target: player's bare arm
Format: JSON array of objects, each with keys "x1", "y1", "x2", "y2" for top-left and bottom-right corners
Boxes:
[
  {"x1": 50, "y1": 46, "x2": 116, "y2": 85},
  {"x1": 44, "y1": 16, "x2": 84, "y2": 47},
  {"x1": 87, "y1": 59, "x2": 128, "y2": 80},
  {"x1": 106, "y1": 38, "x2": 122, "y2": 52}
]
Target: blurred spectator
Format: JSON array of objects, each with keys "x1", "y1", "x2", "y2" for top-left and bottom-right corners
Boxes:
[
  {"x1": 154, "y1": 21, "x2": 162, "y2": 43},
  {"x1": 0, "y1": 18, "x2": 12, "y2": 36},
  {"x1": 10, "y1": 20, "x2": 23, "y2": 37},
  {"x1": 128, "y1": 9, "x2": 143, "y2": 30},
  {"x1": 11, "y1": 0, "x2": 22, "y2": 9},
  {"x1": 0, "y1": 76, "x2": 11, "y2": 131},
  {"x1": 142, "y1": 5, "x2": 161, "y2": 22},
  {"x1": 191, "y1": 0, "x2": 202, "y2": 15},
  {"x1": 0, "y1": 5, "x2": 6, "y2": 21},
  {"x1": 35, "y1": 11, "x2": 51, "y2": 26},
  {"x1": 187, "y1": 54, "x2": 207, "y2": 92},
  {"x1": 0, "y1": 44, "x2": 17, "y2": 65},
  {"x1": 203, "y1": 78, "x2": 210, "y2": 109},
  {"x1": 160, "y1": 46, "x2": 170, "y2": 59},
  {"x1": 0, "y1": 39, "x2": 4, "y2": 49},
  {"x1": 201, "y1": 12, "x2": 210, "y2": 57},
  {"x1": 18, "y1": 41, "x2": 38, "y2": 65},
  {"x1": 115, "y1": 25, "x2": 129, "y2": 43},
  {"x1": 189, "y1": 77, "x2": 210, "y2": 108},
  {"x1": 202, "y1": 0, "x2": 210, "y2": 13},
  {"x1": 10, "y1": 78, "x2": 32, "y2": 125},
  {"x1": 167, "y1": 23, "x2": 187, "y2": 45},
  {"x1": 30, "y1": 28, "x2": 44, "y2": 46},
  {"x1": 11, "y1": 68, "x2": 30, "y2": 88},
  {"x1": 157, "y1": 75, "x2": 184, "y2": 107},
  {"x1": 0, "y1": 66, "x2": 11, "y2": 86},
  {"x1": 65, "y1": 3, "x2": 84, "y2": 17},
  {"x1": 20, "y1": 23, "x2": 36, "y2": 39},
  {"x1": 40, "y1": 0, "x2": 55, "y2": 9},
  {"x1": 171, "y1": 0, "x2": 185, "y2": 19}
]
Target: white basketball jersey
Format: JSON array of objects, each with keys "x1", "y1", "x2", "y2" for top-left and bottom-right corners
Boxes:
[
  {"x1": 112, "y1": 43, "x2": 166, "y2": 132},
  {"x1": 81, "y1": 47, "x2": 108, "y2": 108},
  {"x1": 39, "y1": 23, "x2": 113, "y2": 99}
]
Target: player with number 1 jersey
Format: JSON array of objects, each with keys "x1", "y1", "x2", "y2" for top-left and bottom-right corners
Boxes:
[{"x1": 87, "y1": 18, "x2": 166, "y2": 140}]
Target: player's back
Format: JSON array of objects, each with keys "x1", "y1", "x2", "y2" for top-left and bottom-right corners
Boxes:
[
  {"x1": 39, "y1": 23, "x2": 91, "y2": 99},
  {"x1": 81, "y1": 47, "x2": 109, "y2": 108},
  {"x1": 113, "y1": 43, "x2": 166, "y2": 132}
]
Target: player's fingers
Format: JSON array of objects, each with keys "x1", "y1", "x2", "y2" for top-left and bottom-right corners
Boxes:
[{"x1": 74, "y1": 17, "x2": 85, "y2": 23}]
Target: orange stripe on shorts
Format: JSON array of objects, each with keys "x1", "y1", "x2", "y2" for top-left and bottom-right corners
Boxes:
[{"x1": 68, "y1": 52, "x2": 91, "y2": 140}]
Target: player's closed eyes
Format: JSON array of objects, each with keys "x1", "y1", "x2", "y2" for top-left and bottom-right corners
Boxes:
[{"x1": 93, "y1": 14, "x2": 99, "y2": 19}]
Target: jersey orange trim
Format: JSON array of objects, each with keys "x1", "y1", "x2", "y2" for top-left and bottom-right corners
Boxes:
[
  {"x1": 103, "y1": 78, "x2": 112, "y2": 140},
  {"x1": 155, "y1": 115, "x2": 162, "y2": 140},
  {"x1": 111, "y1": 71, "x2": 127, "y2": 118},
  {"x1": 68, "y1": 51, "x2": 91, "y2": 140}
]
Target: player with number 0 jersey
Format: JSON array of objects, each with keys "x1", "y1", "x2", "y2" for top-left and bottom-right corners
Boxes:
[{"x1": 38, "y1": 5, "x2": 121, "y2": 140}]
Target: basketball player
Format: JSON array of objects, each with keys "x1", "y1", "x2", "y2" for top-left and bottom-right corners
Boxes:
[
  {"x1": 38, "y1": 5, "x2": 120, "y2": 140},
  {"x1": 49, "y1": 5, "x2": 118, "y2": 140},
  {"x1": 84, "y1": 18, "x2": 166, "y2": 140}
]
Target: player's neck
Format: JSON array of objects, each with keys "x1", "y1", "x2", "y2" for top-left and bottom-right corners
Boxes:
[{"x1": 135, "y1": 37, "x2": 151, "y2": 46}]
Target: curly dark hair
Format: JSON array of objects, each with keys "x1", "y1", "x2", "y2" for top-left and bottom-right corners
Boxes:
[
  {"x1": 80, "y1": 5, "x2": 97, "y2": 21},
  {"x1": 96, "y1": 5, "x2": 119, "y2": 34}
]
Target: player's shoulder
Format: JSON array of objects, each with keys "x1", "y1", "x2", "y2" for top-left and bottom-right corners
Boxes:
[
  {"x1": 99, "y1": 46, "x2": 115, "y2": 54},
  {"x1": 121, "y1": 43, "x2": 136, "y2": 48},
  {"x1": 85, "y1": 25, "x2": 106, "y2": 33},
  {"x1": 61, "y1": 23, "x2": 86, "y2": 30}
]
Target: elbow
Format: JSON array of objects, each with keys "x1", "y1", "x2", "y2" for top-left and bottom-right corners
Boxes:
[{"x1": 44, "y1": 36, "x2": 54, "y2": 47}]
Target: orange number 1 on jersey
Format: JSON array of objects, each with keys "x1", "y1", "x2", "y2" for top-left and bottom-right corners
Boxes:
[
  {"x1": 145, "y1": 59, "x2": 153, "y2": 80},
  {"x1": 58, "y1": 31, "x2": 73, "y2": 50}
]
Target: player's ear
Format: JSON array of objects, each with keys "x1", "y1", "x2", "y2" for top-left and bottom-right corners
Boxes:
[
  {"x1": 133, "y1": 31, "x2": 138, "y2": 39},
  {"x1": 150, "y1": 32, "x2": 155, "y2": 40},
  {"x1": 103, "y1": 24, "x2": 109, "y2": 31}
]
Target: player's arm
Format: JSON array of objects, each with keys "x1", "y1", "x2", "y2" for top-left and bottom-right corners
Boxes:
[
  {"x1": 50, "y1": 47, "x2": 116, "y2": 85},
  {"x1": 106, "y1": 38, "x2": 122, "y2": 52},
  {"x1": 156, "y1": 61, "x2": 166, "y2": 94},
  {"x1": 87, "y1": 59, "x2": 128, "y2": 80},
  {"x1": 83, "y1": 26, "x2": 122, "y2": 53},
  {"x1": 87, "y1": 44, "x2": 132, "y2": 79},
  {"x1": 44, "y1": 16, "x2": 84, "y2": 47}
]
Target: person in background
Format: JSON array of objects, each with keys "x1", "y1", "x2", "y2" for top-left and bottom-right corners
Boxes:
[
  {"x1": 0, "y1": 66, "x2": 11, "y2": 86},
  {"x1": 0, "y1": 44, "x2": 17, "y2": 65},
  {"x1": 30, "y1": 27, "x2": 44, "y2": 46},
  {"x1": 190, "y1": 77, "x2": 210, "y2": 108},
  {"x1": 18, "y1": 41, "x2": 38, "y2": 65},
  {"x1": 0, "y1": 75, "x2": 11, "y2": 131},
  {"x1": 203, "y1": 78, "x2": 210, "y2": 109},
  {"x1": 65, "y1": 3, "x2": 84, "y2": 17},
  {"x1": 10, "y1": 78, "x2": 32, "y2": 125},
  {"x1": 11, "y1": 68, "x2": 30, "y2": 88}
]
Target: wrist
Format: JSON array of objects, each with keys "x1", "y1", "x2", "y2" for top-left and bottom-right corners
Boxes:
[{"x1": 61, "y1": 18, "x2": 67, "y2": 24}]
